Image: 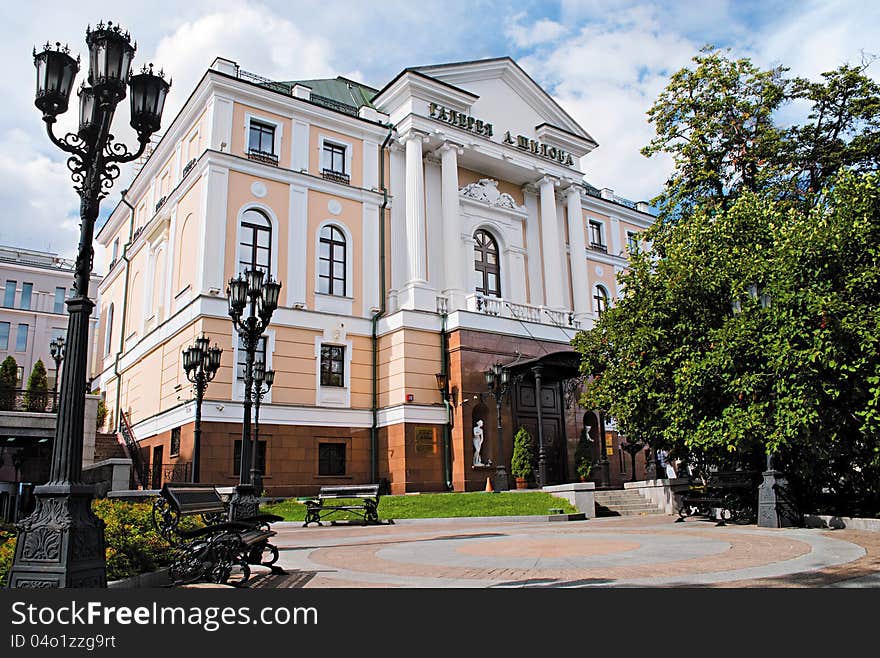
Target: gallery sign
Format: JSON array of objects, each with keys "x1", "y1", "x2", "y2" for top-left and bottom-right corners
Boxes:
[
  {"x1": 425, "y1": 103, "x2": 576, "y2": 167},
  {"x1": 428, "y1": 103, "x2": 494, "y2": 137}
]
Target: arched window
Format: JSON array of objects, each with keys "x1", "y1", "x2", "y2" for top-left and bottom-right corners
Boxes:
[
  {"x1": 238, "y1": 209, "x2": 272, "y2": 275},
  {"x1": 473, "y1": 229, "x2": 501, "y2": 297},
  {"x1": 104, "y1": 304, "x2": 114, "y2": 355},
  {"x1": 318, "y1": 225, "x2": 347, "y2": 296},
  {"x1": 594, "y1": 285, "x2": 609, "y2": 315}
]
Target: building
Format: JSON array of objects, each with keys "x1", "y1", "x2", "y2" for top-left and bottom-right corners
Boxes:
[
  {"x1": 0, "y1": 245, "x2": 101, "y2": 521},
  {"x1": 94, "y1": 56, "x2": 654, "y2": 495}
]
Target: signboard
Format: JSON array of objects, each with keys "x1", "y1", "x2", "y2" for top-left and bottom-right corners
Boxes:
[
  {"x1": 428, "y1": 103, "x2": 493, "y2": 137},
  {"x1": 503, "y1": 131, "x2": 575, "y2": 166},
  {"x1": 415, "y1": 427, "x2": 437, "y2": 454}
]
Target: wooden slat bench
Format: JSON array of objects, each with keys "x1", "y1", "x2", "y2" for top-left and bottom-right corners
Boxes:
[
  {"x1": 152, "y1": 482, "x2": 282, "y2": 585},
  {"x1": 303, "y1": 484, "x2": 382, "y2": 527},
  {"x1": 676, "y1": 471, "x2": 760, "y2": 526}
]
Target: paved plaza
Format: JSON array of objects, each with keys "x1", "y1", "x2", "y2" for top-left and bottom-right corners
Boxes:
[{"x1": 250, "y1": 514, "x2": 880, "y2": 588}]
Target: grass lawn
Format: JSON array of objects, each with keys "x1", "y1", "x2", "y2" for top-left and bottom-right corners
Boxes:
[{"x1": 262, "y1": 491, "x2": 577, "y2": 522}]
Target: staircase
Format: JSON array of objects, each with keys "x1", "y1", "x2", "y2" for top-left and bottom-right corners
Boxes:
[
  {"x1": 594, "y1": 489, "x2": 665, "y2": 517},
  {"x1": 119, "y1": 411, "x2": 148, "y2": 489}
]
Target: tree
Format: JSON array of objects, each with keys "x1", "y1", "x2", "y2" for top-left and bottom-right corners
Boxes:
[
  {"x1": 510, "y1": 427, "x2": 535, "y2": 482},
  {"x1": 24, "y1": 360, "x2": 49, "y2": 412},
  {"x1": 643, "y1": 48, "x2": 880, "y2": 220},
  {"x1": 574, "y1": 171, "x2": 880, "y2": 515},
  {"x1": 0, "y1": 356, "x2": 18, "y2": 411}
]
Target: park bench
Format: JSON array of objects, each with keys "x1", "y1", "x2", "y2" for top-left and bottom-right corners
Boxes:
[
  {"x1": 303, "y1": 484, "x2": 382, "y2": 527},
  {"x1": 676, "y1": 471, "x2": 760, "y2": 526},
  {"x1": 152, "y1": 482, "x2": 282, "y2": 585}
]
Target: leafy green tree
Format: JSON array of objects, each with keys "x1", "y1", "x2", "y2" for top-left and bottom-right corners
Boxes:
[
  {"x1": 0, "y1": 356, "x2": 18, "y2": 411},
  {"x1": 24, "y1": 359, "x2": 49, "y2": 412},
  {"x1": 574, "y1": 171, "x2": 880, "y2": 514},
  {"x1": 643, "y1": 48, "x2": 880, "y2": 219}
]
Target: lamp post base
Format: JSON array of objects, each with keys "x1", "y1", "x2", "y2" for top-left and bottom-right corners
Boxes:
[
  {"x1": 757, "y1": 470, "x2": 799, "y2": 528},
  {"x1": 8, "y1": 483, "x2": 106, "y2": 588},
  {"x1": 229, "y1": 483, "x2": 260, "y2": 520},
  {"x1": 493, "y1": 465, "x2": 509, "y2": 492}
]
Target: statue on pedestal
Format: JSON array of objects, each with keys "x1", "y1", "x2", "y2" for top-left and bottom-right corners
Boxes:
[{"x1": 473, "y1": 420, "x2": 484, "y2": 466}]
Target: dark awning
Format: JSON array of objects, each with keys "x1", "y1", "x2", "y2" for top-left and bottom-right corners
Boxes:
[{"x1": 506, "y1": 350, "x2": 582, "y2": 383}]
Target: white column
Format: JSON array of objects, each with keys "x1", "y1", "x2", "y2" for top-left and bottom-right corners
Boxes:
[
  {"x1": 389, "y1": 144, "x2": 406, "y2": 306},
  {"x1": 198, "y1": 166, "x2": 229, "y2": 295},
  {"x1": 287, "y1": 185, "x2": 308, "y2": 308},
  {"x1": 566, "y1": 186, "x2": 590, "y2": 316},
  {"x1": 362, "y1": 200, "x2": 380, "y2": 314},
  {"x1": 538, "y1": 176, "x2": 565, "y2": 308},
  {"x1": 404, "y1": 133, "x2": 428, "y2": 286},
  {"x1": 292, "y1": 119, "x2": 309, "y2": 172},
  {"x1": 439, "y1": 142, "x2": 465, "y2": 308},
  {"x1": 522, "y1": 185, "x2": 543, "y2": 306}
]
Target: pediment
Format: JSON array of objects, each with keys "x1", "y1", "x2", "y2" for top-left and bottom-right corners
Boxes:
[{"x1": 413, "y1": 58, "x2": 597, "y2": 154}]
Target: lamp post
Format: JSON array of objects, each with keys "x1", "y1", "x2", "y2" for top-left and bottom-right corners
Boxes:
[
  {"x1": 732, "y1": 283, "x2": 796, "y2": 528},
  {"x1": 434, "y1": 372, "x2": 454, "y2": 491},
  {"x1": 484, "y1": 362, "x2": 510, "y2": 491},
  {"x1": 49, "y1": 336, "x2": 65, "y2": 411},
  {"x1": 182, "y1": 335, "x2": 222, "y2": 483},
  {"x1": 10, "y1": 21, "x2": 170, "y2": 588},
  {"x1": 226, "y1": 267, "x2": 281, "y2": 519},
  {"x1": 250, "y1": 360, "x2": 274, "y2": 495}
]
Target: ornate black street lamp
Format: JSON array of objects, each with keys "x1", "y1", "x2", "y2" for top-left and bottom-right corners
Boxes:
[
  {"x1": 49, "y1": 336, "x2": 65, "y2": 410},
  {"x1": 732, "y1": 283, "x2": 797, "y2": 528},
  {"x1": 182, "y1": 335, "x2": 222, "y2": 483},
  {"x1": 484, "y1": 362, "x2": 510, "y2": 491},
  {"x1": 250, "y1": 360, "x2": 274, "y2": 495},
  {"x1": 226, "y1": 267, "x2": 281, "y2": 519},
  {"x1": 10, "y1": 21, "x2": 170, "y2": 588}
]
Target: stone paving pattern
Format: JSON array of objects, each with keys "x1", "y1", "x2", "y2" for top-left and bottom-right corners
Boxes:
[{"x1": 251, "y1": 514, "x2": 880, "y2": 588}]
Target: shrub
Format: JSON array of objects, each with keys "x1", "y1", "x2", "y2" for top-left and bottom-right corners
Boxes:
[
  {"x1": 0, "y1": 500, "x2": 202, "y2": 586},
  {"x1": 24, "y1": 359, "x2": 49, "y2": 412},
  {"x1": 0, "y1": 356, "x2": 17, "y2": 410},
  {"x1": 511, "y1": 427, "x2": 535, "y2": 480},
  {"x1": 96, "y1": 398, "x2": 108, "y2": 430}
]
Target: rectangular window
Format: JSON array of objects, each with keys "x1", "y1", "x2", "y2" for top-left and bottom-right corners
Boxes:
[
  {"x1": 248, "y1": 120, "x2": 275, "y2": 155},
  {"x1": 318, "y1": 442, "x2": 346, "y2": 476},
  {"x1": 588, "y1": 220, "x2": 606, "y2": 251},
  {"x1": 626, "y1": 231, "x2": 639, "y2": 253},
  {"x1": 15, "y1": 324, "x2": 28, "y2": 352},
  {"x1": 170, "y1": 427, "x2": 181, "y2": 457},
  {"x1": 320, "y1": 345, "x2": 345, "y2": 387},
  {"x1": 4, "y1": 281, "x2": 16, "y2": 308},
  {"x1": 321, "y1": 142, "x2": 349, "y2": 183},
  {"x1": 54, "y1": 287, "x2": 67, "y2": 314},
  {"x1": 233, "y1": 440, "x2": 266, "y2": 476},
  {"x1": 0, "y1": 322, "x2": 8, "y2": 350},
  {"x1": 112, "y1": 238, "x2": 119, "y2": 263},
  {"x1": 19, "y1": 283, "x2": 32, "y2": 310},
  {"x1": 237, "y1": 335, "x2": 267, "y2": 381}
]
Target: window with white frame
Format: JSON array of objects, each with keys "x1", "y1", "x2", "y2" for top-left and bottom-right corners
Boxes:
[
  {"x1": 320, "y1": 137, "x2": 351, "y2": 184},
  {"x1": 238, "y1": 209, "x2": 272, "y2": 276},
  {"x1": 318, "y1": 225, "x2": 347, "y2": 296},
  {"x1": 104, "y1": 304, "x2": 114, "y2": 355},
  {"x1": 320, "y1": 344, "x2": 345, "y2": 387},
  {"x1": 593, "y1": 285, "x2": 610, "y2": 315},
  {"x1": 237, "y1": 335, "x2": 267, "y2": 382},
  {"x1": 626, "y1": 230, "x2": 640, "y2": 254},
  {"x1": 248, "y1": 120, "x2": 275, "y2": 155},
  {"x1": 473, "y1": 229, "x2": 501, "y2": 297},
  {"x1": 588, "y1": 220, "x2": 606, "y2": 251}
]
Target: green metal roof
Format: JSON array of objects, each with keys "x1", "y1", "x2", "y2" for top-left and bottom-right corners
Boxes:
[{"x1": 282, "y1": 77, "x2": 378, "y2": 111}]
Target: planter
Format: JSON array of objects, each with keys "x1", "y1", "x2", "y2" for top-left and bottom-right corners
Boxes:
[{"x1": 515, "y1": 477, "x2": 529, "y2": 489}]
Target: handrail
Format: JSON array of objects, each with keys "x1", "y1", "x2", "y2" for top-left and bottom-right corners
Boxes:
[{"x1": 119, "y1": 410, "x2": 148, "y2": 489}]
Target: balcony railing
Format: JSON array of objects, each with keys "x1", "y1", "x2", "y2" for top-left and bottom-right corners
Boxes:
[
  {"x1": 155, "y1": 195, "x2": 167, "y2": 212},
  {"x1": 136, "y1": 462, "x2": 192, "y2": 490},
  {"x1": 0, "y1": 389, "x2": 60, "y2": 413},
  {"x1": 247, "y1": 148, "x2": 279, "y2": 166},
  {"x1": 321, "y1": 168, "x2": 350, "y2": 185},
  {"x1": 182, "y1": 157, "x2": 197, "y2": 178},
  {"x1": 589, "y1": 242, "x2": 608, "y2": 253},
  {"x1": 466, "y1": 293, "x2": 580, "y2": 328},
  {"x1": 310, "y1": 93, "x2": 359, "y2": 116}
]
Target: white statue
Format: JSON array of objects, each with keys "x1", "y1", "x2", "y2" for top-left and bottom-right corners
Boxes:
[{"x1": 473, "y1": 420, "x2": 484, "y2": 466}]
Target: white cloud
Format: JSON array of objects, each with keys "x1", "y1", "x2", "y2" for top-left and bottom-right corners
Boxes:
[{"x1": 506, "y1": 13, "x2": 567, "y2": 48}]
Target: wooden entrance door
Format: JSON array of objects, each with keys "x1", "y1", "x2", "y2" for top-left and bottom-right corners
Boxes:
[{"x1": 513, "y1": 381, "x2": 568, "y2": 485}]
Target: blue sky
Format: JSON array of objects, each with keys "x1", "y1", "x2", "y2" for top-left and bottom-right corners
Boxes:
[{"x1": 1, "y1": 0, "x2": 877, "y2": 263}]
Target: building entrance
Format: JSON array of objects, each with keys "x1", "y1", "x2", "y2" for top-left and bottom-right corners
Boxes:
[{"x1": 512, "y1": 381, "x2": 567, "y2": 485}]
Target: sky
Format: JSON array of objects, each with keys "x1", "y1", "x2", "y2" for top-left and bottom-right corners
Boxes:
[{"x1": 1, "y1": 0, "x2": 878, "y2": 264}]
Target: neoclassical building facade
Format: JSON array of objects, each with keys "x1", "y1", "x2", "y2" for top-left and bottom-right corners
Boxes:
[{"x1": 94, "y1": 56, "x2": 653, "y2": 495}]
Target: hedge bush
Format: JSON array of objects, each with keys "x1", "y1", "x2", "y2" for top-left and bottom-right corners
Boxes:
[{"x1": 0, "y1": 499, "x2": 202, "y2": 586}]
